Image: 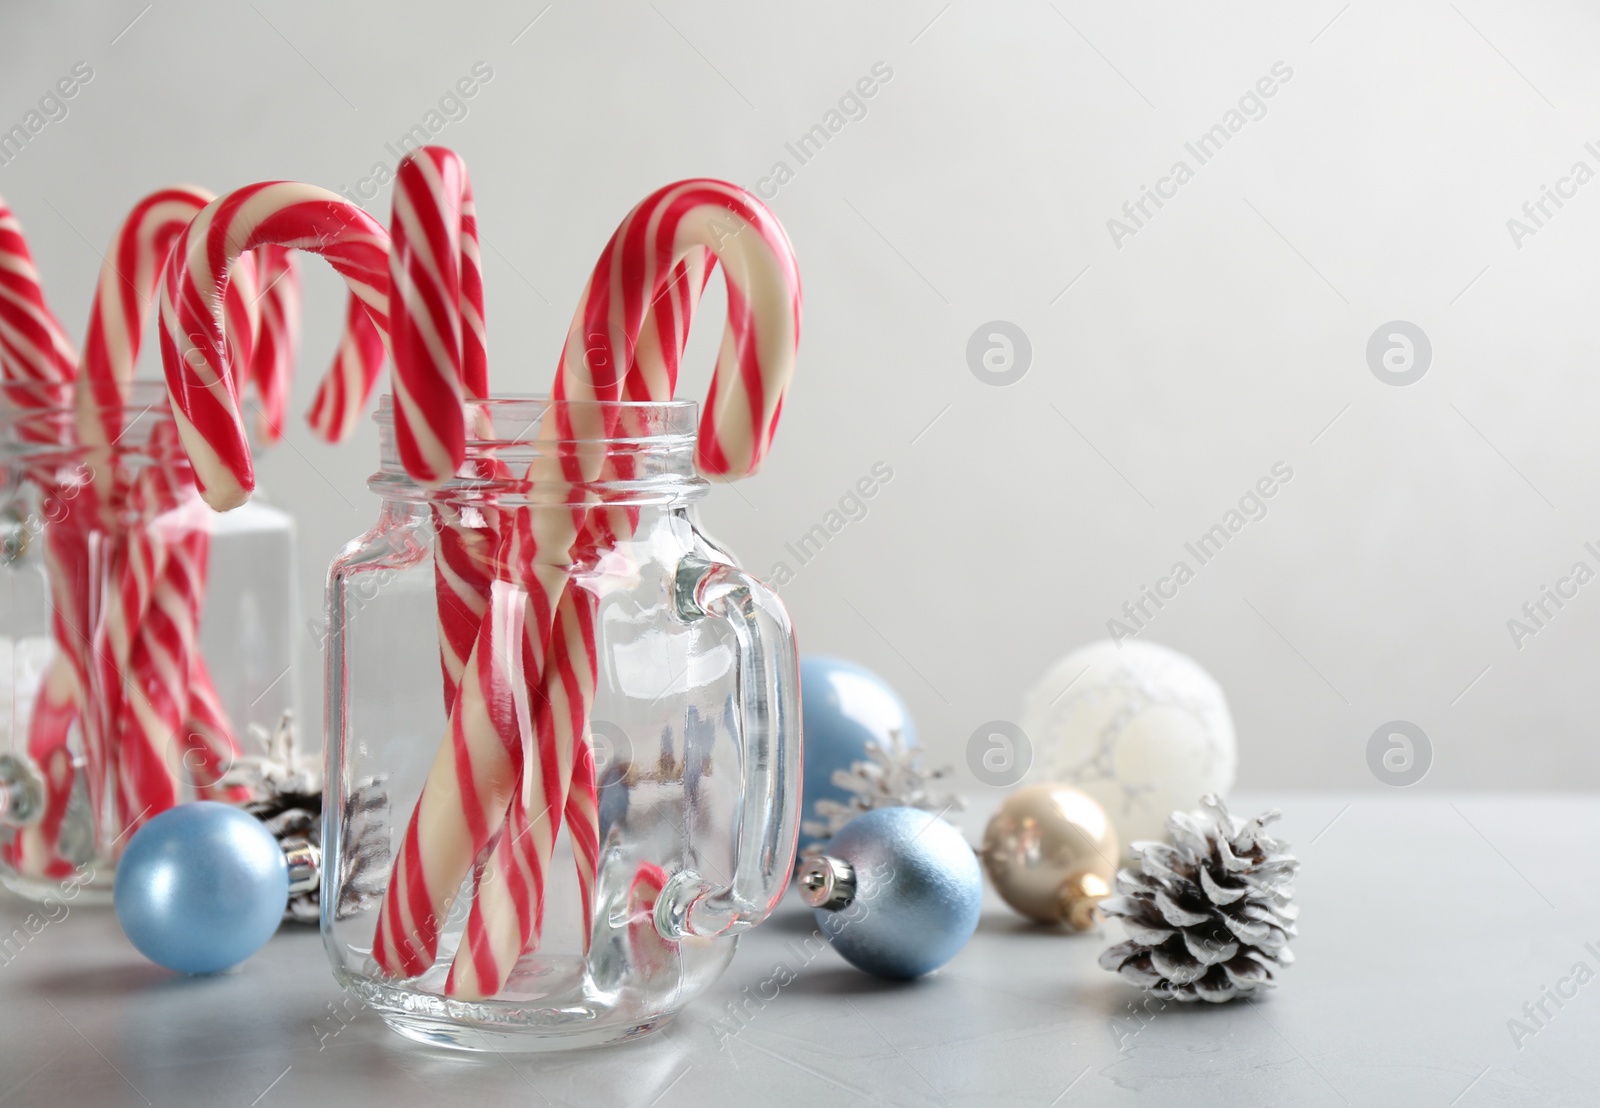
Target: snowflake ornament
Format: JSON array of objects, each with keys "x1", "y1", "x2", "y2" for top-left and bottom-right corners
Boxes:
[{"x1": 800, "y1": 729, "x2": 967, "y2": 855}]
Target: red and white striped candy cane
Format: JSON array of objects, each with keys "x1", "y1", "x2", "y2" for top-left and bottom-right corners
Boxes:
[
  {"x1": 0, "y1": 198, "x2": 85, "y2": 877},
  {"x1": 0, "y1": 201, "x2": 76, "y2": 405},
  {"x1": 387, "y1": 146, "x2": 486, "y2": 485},
  {"x1": 159, "y1": 182, "x2": 391, "y2": 513},
  {"x1": 389, "y1": 243, "x2": 711, "y2": 993},
  {"x1": 79, "y1": 188, "x2": 230, "y2": 450},
  {"x1": 247, "y1": 244, "x2": 300, "y2": 445},
  {"x1": 440, "y1": 520, "x2": 592, "y2": 998},
  {"x1": 78, "y1": 187, "x2": 298, "y2": 835},
  {"x1": 372, "y1": 148, "x2": 556, "y2": 982},
  {"x1": 386, "y1": 147, "x2": 490, "y2": 711},
  {"x1": 370, "y1": 146, "x2": 610, "y2": 985},
  {"x1": 75, "y1": 189, "x2": 248, "y2": 832},
  {"x1": 306, "y1": 295, "x2": 386, "y2": 445},
  {"x1": 446, "y1": 181, "x2": 800, "y2": 998},
  {"x1": 626, "y1": 862, "x2": 676, "y2": 974},
  {"x1": 372, "y1": 149, "x2": 669, "y2": 986},
  {"x1": 80, "y1": 181, "x2": 384, "y2": 836},
  {"x1": 369, "y1": 559, "x2": 565, "y2": 979}
]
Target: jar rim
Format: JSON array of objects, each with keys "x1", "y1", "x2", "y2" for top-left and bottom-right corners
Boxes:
[
  {"x1": 373, "y1": 392, "x2": 700, "y2": 429},
  {"x1": 369, "y1": 393, "x2": 707, "y2": 506}
]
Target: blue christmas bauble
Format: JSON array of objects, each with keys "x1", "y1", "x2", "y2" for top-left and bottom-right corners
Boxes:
[
  {"x1": 113, "y1": 802, "x2": 288, "y2": 975},
  {"x1": 808, "y1": 807, "x2": 982, "y2": 979},
  {"x1": 800, "y1": 656, "x2": 918, "y2": 852}
]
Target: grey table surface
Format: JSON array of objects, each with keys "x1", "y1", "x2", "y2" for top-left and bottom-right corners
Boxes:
[{"x1": 0, "y1": 792, "x2": 1592, "y2": 1107}]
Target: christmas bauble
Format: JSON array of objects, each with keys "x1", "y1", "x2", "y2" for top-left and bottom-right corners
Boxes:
[
  {"x1": 1020, "y1": 640, "x2": 1234, "y2": 858},
  {"x1": 981, "y1": 783, "x2": 1118, "y2": 930},
  {"x1": 798, "y1": 806, "x2": 981, "y2": 979},
  {"x1": 799, "y1": 656, "x2": 919, "y2": 852},
  {"x1": 114, "y1": 802, "x2": 288, "y2": 975}
]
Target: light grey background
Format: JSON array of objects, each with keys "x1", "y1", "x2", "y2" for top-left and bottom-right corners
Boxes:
[{"x1": 3, "y1": 0, "x2": 1597, "y2": 791}]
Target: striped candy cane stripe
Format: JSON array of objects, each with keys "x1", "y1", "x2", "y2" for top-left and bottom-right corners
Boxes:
[
  {"x1": 305, "y1": 295, "x2": 387, "y2": 444},
  {"x1": 626, "y1": 862, "x2": 676, "y2": 973},
  {"x1": 159, "y1": 181, "x2": 390, "y2": 511},
  {"x1": 444, "y1": 539, "x2": 596, "y2": 998},
  {"x1": 0, "y1": 198, "x2": 83, "y2": 872},
  {"x1": 387, "y1": 147, "x2": 493, "y2": 718},
  {"x1": 78, "y1": 187, "x2": 216, "y2": 448},
  {"x1": 553, "y1": 179, "x2": 801, "y2": 480},
  {"x1": 104, "y1": 444, "x2": 205, "y2": 830},
  {"x1": 74, "y1": 188, "x2": 290, "y2": 833},
  {"x1": 439, "y1": 181, "x2": 799, "y2": 998},
  {"x1": 389, "y1": 147, "x2": 487, "y2": 486},
  {"x1": 371, "y1": 563, "x2": 563, "y2": 979},
  {"x1": 468, "y1": 181, "x2": 798, "y2": 984},
  {"x1": 247, "y1": 244, "x2": 300, "y2": 445},
  {"x1": 182, "y1": 652, "x2": 251, "y2": 804},
  {"x1": 0, "y1": 198, "x2": 77, "y2": 402},
  {"x1": 441, "y1": 247, "x2": 715, "y2": 982}
]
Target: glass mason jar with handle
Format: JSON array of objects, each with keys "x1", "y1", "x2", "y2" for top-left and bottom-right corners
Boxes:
[
  {"x1": 0, "y1": 383, "x2": 299, "y2": 902},
  {"x1": 322, "y1": 396, "x2": 802, "y2": 1051}
]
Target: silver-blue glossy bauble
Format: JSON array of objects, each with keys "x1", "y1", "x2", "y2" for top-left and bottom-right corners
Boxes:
[
  {"x1": 113, "y1": 802, "x2": 288, "y2": 975},
  {"x1": 804, "y1": 806, "x2": 982, "y2": 979},
  {"x1": 800, "y1": 657, "x2": 919, "y2": 853}
]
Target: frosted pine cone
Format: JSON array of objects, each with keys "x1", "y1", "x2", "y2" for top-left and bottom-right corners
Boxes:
[
  {"x1": 216, "y1": 713, "x2": 386, "y2": 924},
  {"x1": 1098, "y1": 795, "x2": 1298, "y2": 1003}
]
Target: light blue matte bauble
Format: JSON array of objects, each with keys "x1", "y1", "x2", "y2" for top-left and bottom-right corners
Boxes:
[
  {"x1": 811, "y1": 807, "x2": 982, "y2": 979},
  {"x1": 113, "y1": 802, "x2": 288, "y2": 975},
  {"x1": 799, "y1": 656, "x2": 919, "y2": 852}
]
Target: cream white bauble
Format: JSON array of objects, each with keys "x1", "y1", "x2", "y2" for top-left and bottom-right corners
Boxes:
[{"x1": 1019, "y1": 640, "x2": 1235, "y2": 858}]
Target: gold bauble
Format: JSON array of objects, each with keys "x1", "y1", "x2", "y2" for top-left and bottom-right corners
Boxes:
[{"x1": 980, "y1": 783, "x2": 1118, "y2": 931}]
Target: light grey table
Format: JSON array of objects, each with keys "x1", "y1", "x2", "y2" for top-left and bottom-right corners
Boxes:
[{"x1": 0, "y1": 793, "x2": 1592, "y2": 1107}]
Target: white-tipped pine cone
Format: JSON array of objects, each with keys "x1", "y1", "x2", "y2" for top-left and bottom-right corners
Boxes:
[{"x1": 1098, "y1": 794, "x2": 1298, "y2": 1003}]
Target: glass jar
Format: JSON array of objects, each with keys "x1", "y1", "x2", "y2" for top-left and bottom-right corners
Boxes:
[
  {"x1": 0, "y1": 384, "x2": 299, "y2": 901},
  {"x1": 323, "y1": 396, "x2": 801, "y2": 1051}
]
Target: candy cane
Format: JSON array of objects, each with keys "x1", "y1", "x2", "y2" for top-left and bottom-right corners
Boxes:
[
  {"x1": 446, "y1": 180, "x2": 800, "y2": 998},
  {"x1": 0, "y1": 198, "x2": 85, "y2": 877},
  {"x1": 626, "y1": 862, "x2": 676, "y2": 974},
  {"x1": 372, "y1": 150, "x2": 648, "y2": 986},
  {"x1": 0, "y1": 200, "x2": 76, "y2": 405},
  {"x1": 80, "y1": 187, "x2": 325, "y2": 835},
  {"x1": 386, "y1": 148, "x2": 490, "y2": 711},
  {"x1": 306, "y1": 295, "x2": 386, "y2": 445},
  {"x1": 73, "y1": 188, "x2": 248, "y2": 834},
  {"x1": 79, "y1": 187, "x2": 239, "y2": 452},
  {"x1": 15, "y1": 181, "x2": 388, "y2": 847},
  {"x1": 181, "y1": 647, "x2": 252, "y2": 803},
  {"x1": 148, "y1": 180, "x2": 392, "y2": 826},
  {"x1": 551, "y1": 180, "x2": 800, "y2": 474},
  {"x1": 247, "y1": 244, "x2": 300, "y2": 445},
  {"x1": 372, "y1": 148, "x2": 551, "y2": 981},
  {"x1": 370, "y1": 561, "x2": 565, "y2": 979},
  {"x1": 387, "y1": 146, "x2": 486, "y2": 485},
  {"x1": 159, "y1": 181, "x2": 391, "y2": 513}
]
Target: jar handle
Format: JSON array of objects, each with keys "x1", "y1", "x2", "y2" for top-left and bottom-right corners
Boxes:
[{"x1": 655, "y1": 555, "x2": 801, "y2": 940}]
